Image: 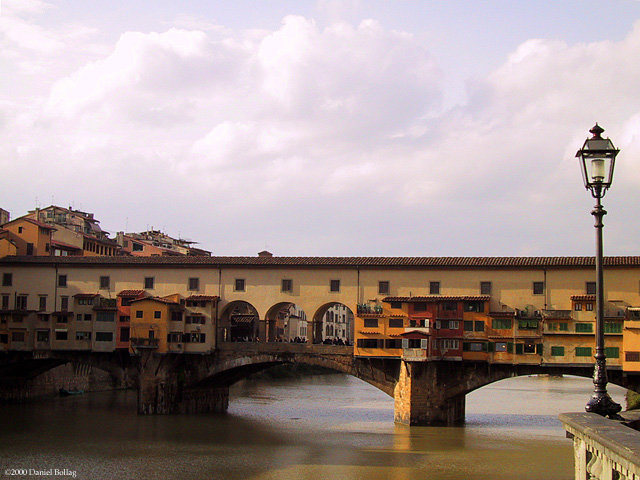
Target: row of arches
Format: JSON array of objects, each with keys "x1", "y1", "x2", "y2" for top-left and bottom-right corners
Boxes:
[{"x1": 218, "y1": 301, "x2": 355, "y2": 345}]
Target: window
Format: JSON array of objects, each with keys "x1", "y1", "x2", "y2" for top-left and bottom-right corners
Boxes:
[
  {"x1": 605, "y1": 322, "x2": 623, "y2": 334},
  {"x1": 389, "y1": 318, "x2": 404, "y2": 328},
  {"x1": 186, "y1": 333, "x2": 206, "y2": 343},
  {"x1": 576, "y1": 347, "x2": 592, "y2": 357},
  {"x1": 186, "y1": 315, "x2": 206, "y2": 324},
  {"x1": 463, "y1": 342, "x2": 485, "y2": 352},
  {"x1": 413, "y1": 302, "x2": 427, "y2": 312},
  {"x1": 144, "y1": 277, "x2": 155, "y2": 289},
  {"x1": 96, "y1": 312, "x2": 114, "y2": 322},
  {"x1": 523, "y1": 343, "x2": 536, "y2": 354},
  {"x1": 606, "y1": 347, "x2": 620, "y2": 359},
  {"x1": 119, "y1": 315, "x2": 130, "y2": 323},
  {"x1": 550, "y1": 346, "x2": 565, "y2": 356},
  {"x1": 84, "y1": 314, "x2": 92, "y2": 321},
  {"x1": 378, "y1": 281, "x2": 390, "y2": 295},
  {"x1": 26, "y1": 243, "x2": 34, "y2": 255},
  {"x1": 2, "y1": 273, "x2": 12, "y2": 286},
  {"x1": 575, "y1": 323, "x2": 593, "y2": 333},
  {"x1": 518, "y1": 320, "x2": 539, "y2": 330},
  {"x1": 120, "y1": 327, "x2": 130, "y2": 342},
  {"x1": 168, "y1": 332, "x2": 183, "y2": 343},
  {"x1": 39, "y1": 296, "x2": 47, "y2": 311},
  {"x1": 390, "y1": 301, "x2": 402, "y2": 309},
  {"x1": 585, "y1": 303, "x2": 594, "y2": 311},
  {"x1": 235, "y1": 278, "x2": 246, "y2": 292},
  {"x1": 135, "y1": 310, "x2": 143, "y2": 319},
  {"x1": 281, "y1": 279, "x2": 293, "y2": 292},
  {"x1": 76, "y1": 314, "x2": 82, "y2": 322},
  {"x1": 16, "y1": 295, "x2": 27, "y2": 310},
  {"x1": 95, "y1": 332, "x2": 113, "y2": 342},
  {"x1": 440, "y1": 339, "x2": 459, "y2": 350},
  {"x1": 626, "y1": 352, "x2": 640, "y2": 362},
  {"x1": 154, "y1": 311, "x2": 161, "y2": 319},
  {"x1": 492, "y1": 318, "x2": 512, "y2": 330},
  {"x1": 464, "y1": 320, "x2": 474, "y2": 331},
  {"x1": 76, "y1": 331, "x2": 91, "y2": 341},
  {"x1": 574, "y1": 303, "x2": 582, "y2": 311},
  {"x1": 474, "y1": 321, "x2": 485, "y2": 332},
  {"x1": 463, "y1": 301, "x2": 484, "y2": 312},
  {"x1": 480, "y1": 281, "x2": 492, "y2": 295},
  {"x1": 439, "y1": 320, "x2": 459, "y2": 329},
  {"x1": 330, "y1": 279, "x2": 340, "y2": 292},
  {"x1": 54, "y1": 330, "x2": 67, "y2": 341},
  {"x1": 363, "y1": 318, "x2": 379, "y2": 328},
  {"x1": 495, "y1": 342, "x2": 508, "y2": 352},
  {"x1": 357, "y1": 338, "x2": 383, "y2": 348},
  {"x1": 559, "y1": 322, "x2": 569, "y2": 331},
  {"x1": 442, "y1": 301, "x2": 457, "y2": 311},
  {"x1": 586, "y1": 282, "x2": 596, "y2": 295},
  {"x1": 36, "y1": 330, "x2": 49, "y2": 342},
  {"x1": 429, "y1": 282, "x2": 440, "y2": 295},
  {"x1": 57, "y1": 274, "x2": 67, "y2": 288},
  {"x1": 12, "y1": 331, "x2": 26, "y2": 342},
  {"x1": 99, "y1": 276, "x2": 110, "y2": 289},
  {"x1": 55, "y1": 314, "x2": 68, "y2": 324},
  {"x1": 120, "y1": 297, "x2": 133, "y2": 307},
  {"x1": 171, "y1": 311, "x2": 182, "y2": 322},
  {"x1": 533, "y1": 282, "x2": 544, "y2": 295},
  {"x1": 188, "y1": 278, "x2": 200, "y2": 291},
  {"x1": 1, "y1": 295, "x2": 8, "y2": 310},
  {"x1": 132, "y1": 242, "x2": 144, "y2": 252},
  {"x1": 385, "y1": 339, "x2": 403, "y2": 349}
]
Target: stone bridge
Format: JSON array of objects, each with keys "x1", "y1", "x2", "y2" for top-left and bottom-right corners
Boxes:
[{"x1": 2, "y1": 345, "x2": 640, "y2": 425}]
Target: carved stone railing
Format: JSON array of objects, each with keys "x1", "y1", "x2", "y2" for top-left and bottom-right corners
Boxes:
[{"x1": 559, "y1": 412, "x2": 640, "y2": 480}]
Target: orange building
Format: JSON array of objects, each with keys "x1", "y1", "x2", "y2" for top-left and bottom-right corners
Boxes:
[{"x1": 0, "y1": 216, "x2": 55, "y2": 257}]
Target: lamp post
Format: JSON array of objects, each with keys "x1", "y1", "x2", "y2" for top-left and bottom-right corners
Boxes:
[{"x1": 576, "y1": 123, "x2": 622, "y2": 418}]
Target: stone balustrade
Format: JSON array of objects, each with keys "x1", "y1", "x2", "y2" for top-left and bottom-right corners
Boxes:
[{"x1": 560, "y1": 412, "x2": 640, "y2": 480}]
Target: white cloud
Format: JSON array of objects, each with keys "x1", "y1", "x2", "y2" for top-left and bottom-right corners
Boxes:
[{"x1": 4, "y1": 8, "x2": 640, "y2": 256}]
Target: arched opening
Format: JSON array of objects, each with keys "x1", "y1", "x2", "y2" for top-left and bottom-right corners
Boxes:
[
  {"x1": 264, "y1": 303, "x2": 309, "y2": 343},
  {"x1": 218, "y1": 301, "x2": 260, "y2": 342},
  {"x1": 311, "y1": 303, "x2": 354, "y2": 345}
]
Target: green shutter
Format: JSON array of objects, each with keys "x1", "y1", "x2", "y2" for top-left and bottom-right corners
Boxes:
[
  {"x1": 487, "y1": 342, "x2": 495, "y2": 352},
  {"x1": 515, "y1": 343, "x2": 524, "y2": 354},
  {"x1": 507, "y1": 342, "x2": 514, "y2": 353},
  {"x1": 536, "y1": 343, "x2": 543, "y2": 355},
  {"x1": 605, "y1": 347, "x2": 620, "y2": 358}
]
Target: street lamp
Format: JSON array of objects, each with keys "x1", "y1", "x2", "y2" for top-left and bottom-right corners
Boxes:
[{"x1": 576, "y1": 123, "x2": 622, "y2": 418}]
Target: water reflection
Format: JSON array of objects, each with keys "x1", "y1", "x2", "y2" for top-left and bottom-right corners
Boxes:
[{"x1": 0, "y1": 374, "x2": 627, "y2": 480}]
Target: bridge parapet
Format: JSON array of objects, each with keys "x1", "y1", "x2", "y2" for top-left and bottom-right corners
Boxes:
[{"x1": 560, "y1": 412, "x2": 640, "y2": 480}]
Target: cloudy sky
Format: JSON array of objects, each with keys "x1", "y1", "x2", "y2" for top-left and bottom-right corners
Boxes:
[{"x1": 3, "y1": 0, "x2": 640, "y2": 257}]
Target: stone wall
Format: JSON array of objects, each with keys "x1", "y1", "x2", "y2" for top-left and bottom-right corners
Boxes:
[{"x1": 0, "y1": 363, "x2": 126, "y2": 402}]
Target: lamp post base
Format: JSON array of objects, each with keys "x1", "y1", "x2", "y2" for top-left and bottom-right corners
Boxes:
[{"x1": 585, "y1": 393, "x2": 622, "y2": 419}]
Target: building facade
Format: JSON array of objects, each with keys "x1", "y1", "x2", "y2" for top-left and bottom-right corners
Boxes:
[{"x1": 1, "y1": 255, "x2": 640, "y2": 373}]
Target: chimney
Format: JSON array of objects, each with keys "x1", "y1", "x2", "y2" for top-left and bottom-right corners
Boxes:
[{"x1": 258, "y1": 250, "x2": 273, "y2": 258}]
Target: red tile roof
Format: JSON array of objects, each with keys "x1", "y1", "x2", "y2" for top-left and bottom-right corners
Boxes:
[
  {"x1": 187, "y1": 295, "x2": 219, "y2": 301},
  {"x1": 73, "y1": 293, "x2": 99, "y2": 298},
  {"x1": 2, "y1": 255, "x2": 640, "y2": 268},
  {"x1": 383, "y1": 295, "x2": 490, "y2": 303},
  {"x1": 117, "y1": 290, "x2": 146, "y2": 297},
  {"x1": 571, "y1": 295, "x2": 596, "y2": 301}
]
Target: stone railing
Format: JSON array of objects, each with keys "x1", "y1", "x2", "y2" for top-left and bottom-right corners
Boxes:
[{"x1": 559, "y1": 412, "x2": 640, "y2": 480}]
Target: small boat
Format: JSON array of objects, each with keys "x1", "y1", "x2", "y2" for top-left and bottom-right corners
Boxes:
[{"x1": 59, "y1": 388, "x2": 84, "y2": 396}]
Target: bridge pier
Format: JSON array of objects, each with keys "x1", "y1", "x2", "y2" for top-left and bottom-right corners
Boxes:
[
  {"x1": 394, "y1": 361, "x2": 466, "y2": 426},
  {"x1": 137, "y1": 352, "x2": 228, "y2": 414}
]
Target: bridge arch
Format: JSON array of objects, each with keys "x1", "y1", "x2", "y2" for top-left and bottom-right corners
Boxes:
[
  {"x1": 311, "y1": 302, "x2": 354, "y2": 346},
  {"x1": 264, "y1": 302, "x2": 309, "y2": 343},
  {"x1": 219, "y1": 300, "x2": 260, "y2": 342}
]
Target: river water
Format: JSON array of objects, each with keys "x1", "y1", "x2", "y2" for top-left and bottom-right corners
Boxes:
[{"x1": 0, "y1": 374, "x2": 628, "y2": 480}]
